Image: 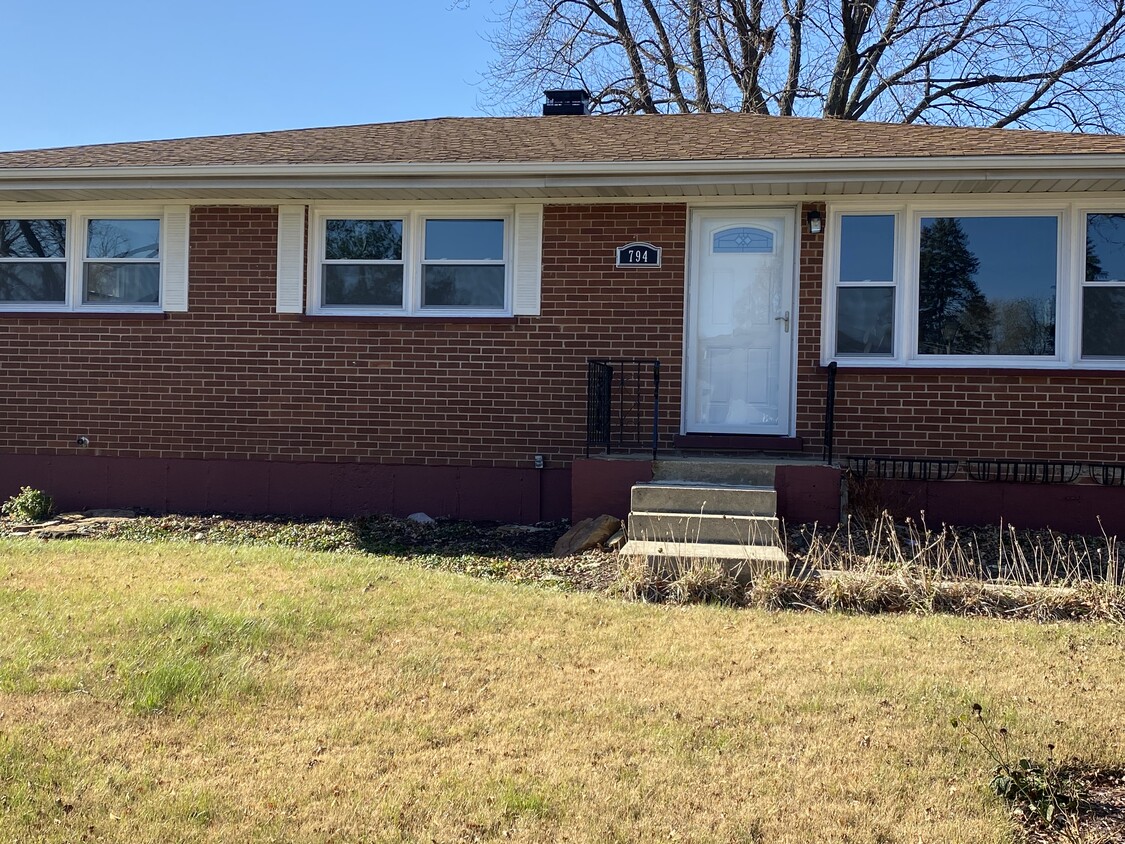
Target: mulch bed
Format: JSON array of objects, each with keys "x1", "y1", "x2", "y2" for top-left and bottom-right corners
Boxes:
[{"x1": 0, "y1": 511, "x2": 621, "y2": 591}]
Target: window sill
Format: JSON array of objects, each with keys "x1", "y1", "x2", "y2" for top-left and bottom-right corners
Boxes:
[
  {"x1": 298, "y1": 313, "x2": 519, "y2": 325},
  {"x1": 821, "y1": 362, "x2": 1125, "y2": 377},
  {"x1": 0, "y1": 311, "x2": 168, "y2": 320}
]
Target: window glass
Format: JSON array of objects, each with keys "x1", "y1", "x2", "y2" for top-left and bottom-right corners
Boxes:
[
  {"x1": 835, "y1": 215, "x2": 895, "y2": 356},
  {"x1": 422, "y1": 265, "x2": 506, "y2": 308},
  {"x1": 83, "y1": 264, "x2": 160, "y2": 304},
  {"x1": 87, "y1": 219, "x2": 159, "y2": 259},
  {"x1": 918, "y1": 216, "x2": 1056, "y2": 356},
  {"x1": 0, "y1": 264, "x2": 67, "y2": 302},
  {"x1": 83, "y1": 219, "x2": 161, "y2": 305},
  {"x1": 837, "y1": 288, "x2": 894, "y2": 355},
  {"x1": 0, "y1": 219, "x2": 67, "y2": 303},
  {"x1": 840, "y1": 215, "x2": 894, "y2": 282},
  {"x1": 0, "y1": 219, "x2": 66, "y2": 258},
  {"x1": 325, "y1": 219, "x2": 402, "y2": 261},
  {"x1": 1082, "y1": 287, "x2": 1125, "y2": 357},
  {"x1": 323, "y1": 265, "x2": 404, "y2": 307},
  {"x1": 1086, "y1": 214, "x2": 1125, "y2": 282},
  {"x1": 712, "y1": 227, "x2": 773, "y2": 254},
  {"x1": 1083, "y1": 214, "x2": 1125, "y2": 357},
  {"x1": 424, "y1": 220, "x2": 504, "y2": 261}
]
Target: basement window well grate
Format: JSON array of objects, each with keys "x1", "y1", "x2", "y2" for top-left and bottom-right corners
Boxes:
[
  {"x1": 965, "y1": 460, "x2": 1083, "y2": 484},
  {"x1": 1088, "y1": 463, "x2": 1125, "y2": 486},
  {"x1": 844, "y1": 457, "x2": 960, "y2": 481}
]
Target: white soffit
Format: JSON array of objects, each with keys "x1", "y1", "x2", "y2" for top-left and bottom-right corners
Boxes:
[{"x1": 3, "y1": 157, "x2": 1125, "y2": 202}]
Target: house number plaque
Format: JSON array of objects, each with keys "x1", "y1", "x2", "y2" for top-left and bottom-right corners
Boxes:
[{"x1": 615, "y1": 241, "x2": 662, "y2": 268}]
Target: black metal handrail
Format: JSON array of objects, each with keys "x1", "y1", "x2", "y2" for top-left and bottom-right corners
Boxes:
[
  {"x1": 822, "y1": 361, "x2": 838, "y2": 464},
  {"x1": 586, "y1": 358, "x2": 661, "y2": 459}
]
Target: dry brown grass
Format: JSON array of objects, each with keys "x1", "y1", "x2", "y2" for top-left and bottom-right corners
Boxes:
[{"x1": 0, "y1": 538, "x2": 1123, "y2": 843}]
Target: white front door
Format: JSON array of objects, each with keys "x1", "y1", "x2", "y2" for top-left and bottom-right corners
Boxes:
[{"x1": 685, "y1": 210, "x2": 796, "y2": 435}]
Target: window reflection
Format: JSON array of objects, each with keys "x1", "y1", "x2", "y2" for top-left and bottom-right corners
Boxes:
[
  {"x1": 918, "y1": 216, "x2": 1056, "y2": 356},
  {"x1": 1084, "y1": 214, "x2": 1125, "y2": 357}
]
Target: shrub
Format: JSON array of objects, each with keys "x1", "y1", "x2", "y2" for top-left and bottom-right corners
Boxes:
[{"x1": 1, "y1": 486, "x2": 54, "y2": 523}]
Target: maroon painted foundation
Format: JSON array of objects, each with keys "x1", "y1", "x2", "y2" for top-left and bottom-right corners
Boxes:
[
  {"x1": 0, "y1": 454, "x2": 570, "y2": 523},
  {"x1": 570, "y1": 458, "x2": 655, "y2": 522},
  {"x1": 6, "y1": 452, "x2": 1122, "y2": 535},
  {"x1": 872, "y1": 478, "x2": 1125, "y2": 535}
]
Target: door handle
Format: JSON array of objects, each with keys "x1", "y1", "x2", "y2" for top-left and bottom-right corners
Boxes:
[{"x1": 775, "y1": 310, "x2": 790, "y2": 333}]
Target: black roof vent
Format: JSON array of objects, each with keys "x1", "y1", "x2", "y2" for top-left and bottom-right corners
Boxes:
[{"x1": 543, "y1": 89, "x2": 592, "y2": 116}]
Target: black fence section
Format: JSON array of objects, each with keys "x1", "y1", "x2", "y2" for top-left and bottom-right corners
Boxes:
[{"x1": 586, "y1": 359, "x2": 661, "y2": 459}]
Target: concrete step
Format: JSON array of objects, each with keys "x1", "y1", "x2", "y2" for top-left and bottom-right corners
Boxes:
[
  {"x1": 631, "y1": 482, "x2": 776, "y2": 517},
  {"x1": 620, "y1": 539, "x2": 789, "y2": 581},
  {"x1": 652, "y1": 459, "x2": 777, "y2": 486},
  {"x1": 627, "y1": 511, "x2": 779, "y2": 545}
]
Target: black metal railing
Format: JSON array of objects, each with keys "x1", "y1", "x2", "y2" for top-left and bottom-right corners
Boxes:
[
  {"x1": 586, "y1": 359, "x2": 661, "y2": 459},
  {"x1": 845, "y1": 456, "x2": 960, "y2": 481},
  {"x1": 822, "y1": 361, "x2": 838, "y2": 464},
  {"x1": 966, "y1": 460, "x2": 1084, "y2": 484}
]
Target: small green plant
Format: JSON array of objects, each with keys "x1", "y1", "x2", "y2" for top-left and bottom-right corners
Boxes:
[
  {"x1": 954, "y1": 703, "x2": 1082, "y2": 841},
  {"x1": 1, "y1": 486, "x2": 54, "y2": 523}
]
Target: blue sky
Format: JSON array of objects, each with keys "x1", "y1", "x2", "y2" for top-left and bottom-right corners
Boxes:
[{"x1": 3, "y1": 0, "x2": 506, "y2": 152}]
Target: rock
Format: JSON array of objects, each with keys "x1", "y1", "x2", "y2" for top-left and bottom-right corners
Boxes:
[
  {"x1": 11, "y1": 520, "x2": 61, "y2": 532},
  {"x1": 407, "y1": 512, "x2": 435, "y2": 525},
  {"x1": 33, "y1": 524, "x2": 84, "y2": 539},
  {"x1": 553, "y1": 515, "x2": 622, "y2": 557},
  {"x1": 82, "y1": 509, "x2": 136, "y2": 519}
]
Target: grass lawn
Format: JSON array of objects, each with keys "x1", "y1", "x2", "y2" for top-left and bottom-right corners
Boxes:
[{"x1": 0, "y1": 539, "x2": 1122, "y2": 843}]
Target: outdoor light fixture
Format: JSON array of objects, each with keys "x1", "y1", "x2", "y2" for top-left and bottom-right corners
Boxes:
[{"x1": 807, "y1": 210, "x2": 823, "y2": 234}]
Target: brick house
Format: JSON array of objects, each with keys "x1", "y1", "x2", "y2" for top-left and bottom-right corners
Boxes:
[{"x1": 5, "y1": 105, "x2": 1125, "y2": 533}]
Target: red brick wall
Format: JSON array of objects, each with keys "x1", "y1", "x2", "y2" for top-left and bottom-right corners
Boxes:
[
  {"x1": 7, "y1": 199, "x2": 1124, "y2": 521},
  {"x1": 793, "y1": 200, "x2": 1125, "y2": 464},
  {"x1": 0, "y1": 204, "x2": 686, "y2": 471},
  {"x1": 795, "y1": 201, "x2": 828, "y2": 454}
]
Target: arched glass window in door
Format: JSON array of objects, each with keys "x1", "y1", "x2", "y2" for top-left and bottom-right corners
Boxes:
[{"x1": 712, "y1": 226, "x2": 774, "y2": 254}]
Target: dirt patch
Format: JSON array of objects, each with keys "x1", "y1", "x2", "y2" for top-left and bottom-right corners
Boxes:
[{"x1": 1015, "y1": 768, "x2": 1125, "y2": 844}]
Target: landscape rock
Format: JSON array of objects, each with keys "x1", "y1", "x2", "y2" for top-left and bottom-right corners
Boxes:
[
  {"x1": 10, "y1": 520, "x2": 61, "y2": 533},
  {"x1": 82, "y1": 509, "x2": 136, "y2": 519},
  {"x1": 33, "y1": 524, "x2": 85, "y2": 539},
  {"x1": 553, "y1": 515, "x2": 622, "y2": 557},
  {"x1": 407, "y1": 512, "x2": 436, "y2": 525}
]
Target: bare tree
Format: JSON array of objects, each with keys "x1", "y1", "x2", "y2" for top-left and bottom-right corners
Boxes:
[{"x1": 481, "y1": 0, "x2": 1125, "y2": 131}]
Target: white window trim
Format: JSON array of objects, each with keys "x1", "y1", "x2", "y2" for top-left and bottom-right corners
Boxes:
[
  {"x1": 307, "y1": 205, "x2": 516, "y2": 317},
  {"x1": 818, "y1": 198, "x2": 1125, "y2": 369},
  {"x1": 0, "y1": 204, "x2": 185, "y2": 313}
]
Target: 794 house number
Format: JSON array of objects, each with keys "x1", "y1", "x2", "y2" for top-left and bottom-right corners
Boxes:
[{"x1": 615, "y1": 241, "x2": 662, "y2": 268}]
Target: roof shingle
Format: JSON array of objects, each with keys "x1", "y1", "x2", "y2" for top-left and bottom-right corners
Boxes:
[{"x1": 2, "y1": 114, "x2": 1125, "y2": 170}]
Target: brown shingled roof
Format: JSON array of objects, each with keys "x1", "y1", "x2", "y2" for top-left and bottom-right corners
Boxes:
[{"x1": 2, "y1": 114, "x2": 1125, "y2": 170}]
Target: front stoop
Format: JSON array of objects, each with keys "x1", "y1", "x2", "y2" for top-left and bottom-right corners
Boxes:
[{"x1": 620, "y1": 459, "x2": 791, "y2": 579}]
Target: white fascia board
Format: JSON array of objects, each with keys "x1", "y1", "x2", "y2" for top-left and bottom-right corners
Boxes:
[
  {"x1": 4, "y1": 167, "x2": 1125, "y2": 197},
  {"x1": 3, "y1": 153, "x2": 1125, "y2": 184}
]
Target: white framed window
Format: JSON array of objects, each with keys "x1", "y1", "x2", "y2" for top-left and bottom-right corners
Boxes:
[
  {"x1": 822, "y1": 201, "x2": 1099, "y2": 368},
  {"x1": 833, "y1": 213, "x2": 897, "y2": 357},
  {"x1": 299, "y1": 204, "x2": 543, "y2": 318},
  {"x1": 1081, "y1": 212, "x2": 1125, "y2": 359},
  {"x1": 0, "y1": 218, "x2": 67, "y2": 306},
  {"x1": 0, "y1": 206, "x2": 189, "y2": 313}
]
